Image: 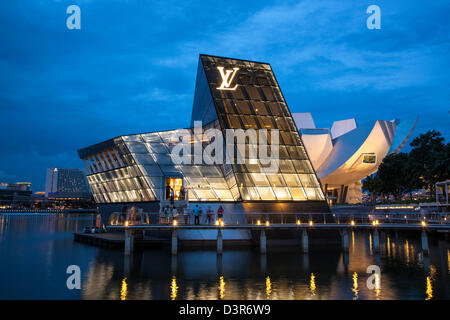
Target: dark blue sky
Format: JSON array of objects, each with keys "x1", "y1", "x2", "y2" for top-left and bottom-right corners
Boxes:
[{"x1": 0, "y1": 0, "x2": 449, "y2": 191}]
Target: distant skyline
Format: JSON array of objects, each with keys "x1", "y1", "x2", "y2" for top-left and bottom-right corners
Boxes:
[{"x1": 0, "y1": 0, "x2": 448, "y2": 191}]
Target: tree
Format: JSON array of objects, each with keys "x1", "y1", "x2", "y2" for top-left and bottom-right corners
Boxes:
[
  {"x1": 409, "y1": 130, "x2": 448, "y2": 195},
  {"x1": 376, "y1": 152, "x2": 410, "y2": 200},
  {"x1": 362, "y1": 174, "x2": 380, "y2": 204}
]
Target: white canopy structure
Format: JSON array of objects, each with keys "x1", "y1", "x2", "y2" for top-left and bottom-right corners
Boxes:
[{"x1": 294, "y1": 113, "x2": 419, "y2": 204}]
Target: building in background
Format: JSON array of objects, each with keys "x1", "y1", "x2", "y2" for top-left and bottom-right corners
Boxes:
[
  {"x1": 0, "y1": 182, "x2": 32, "y2": 208},
  {"x1": 45, "y1": 168, "x2": 91, "y2": 200},
  {"x1": 78, "y1": 54, "x2": 330, "y2": 221},
  {"x1": 294, "y1": 113, "x2": 418, "y2": 204}
]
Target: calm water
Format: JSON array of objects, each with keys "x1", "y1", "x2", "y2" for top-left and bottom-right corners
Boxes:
[{"x1": 0, "y1": 214, "x2": 449, "y2": 300}]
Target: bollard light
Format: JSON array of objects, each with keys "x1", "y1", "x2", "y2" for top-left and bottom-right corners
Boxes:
[
  {"x1": 265, "y1": 221, "x2": 270, "y2": 227},
  {"x1": 257, "y1": 220, "x2": 261, "y2": 226}
]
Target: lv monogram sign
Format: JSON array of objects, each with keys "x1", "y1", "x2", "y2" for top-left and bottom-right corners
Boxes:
[{"x1": 216, "y1": 67, "x2": 239, "y2": 90}]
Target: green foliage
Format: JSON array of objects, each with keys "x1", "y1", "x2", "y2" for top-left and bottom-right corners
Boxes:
[
  {"x1": 409, "y1": 130, "x2": 449, "y2": 192},
  {"x1": 363, "y1": 130, "x2": 449, "y2": 202}
]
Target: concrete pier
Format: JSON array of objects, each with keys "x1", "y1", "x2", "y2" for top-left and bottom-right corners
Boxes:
[
  {"x1": 421, "y1": 231, "x2": 429, "y2": 255},
  {"x1": 171, "y1": 229, "x2": 178, "y2": 255},
  {"x1": 341, "y1": 230, "x2": 349, "y2": 252},
  {"x1": 373, "y1": 229, "x2": 380, "y2": 252},
  {"x1": 260, "y1": 229, "x2": 267, "y2": 254},
  {"x1": 217, "y1": 229, "x2": 223, "y2": 255},
  {"x1": 124, "y1": 229, "x2": 134, "y2": 255},
  {"x1": 302, "y1": 230, "x2": 309, "y2": 253}
]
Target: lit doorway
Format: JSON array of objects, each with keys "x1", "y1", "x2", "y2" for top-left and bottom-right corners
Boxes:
[{"x1": 165, "y1": 177, "x2": 183, "y2": 200}]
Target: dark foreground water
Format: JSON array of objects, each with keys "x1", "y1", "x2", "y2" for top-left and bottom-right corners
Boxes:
[{"x1": 0, "y1": 214, "x2": 449, "y2": 300}]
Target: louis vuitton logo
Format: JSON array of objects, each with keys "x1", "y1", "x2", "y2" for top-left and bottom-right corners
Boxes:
[{"x1": 216, "y1": 66, "x2": 239, "y2": 90}]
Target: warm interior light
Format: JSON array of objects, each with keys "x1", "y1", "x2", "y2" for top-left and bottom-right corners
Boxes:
[
  {"x1": 372, "y1": 221, "x2": 376, "y2": 226},
  {"x1": 215, "y1": 220, "x2": 219, "y2": 226},
  {"x1": 257, "y1": 220, "x2": 261, "y2": 225},
  {"x1": 173, "y1": 219, "x2": 177, "y2": 226},
  {"x1": 376, "y1": 220, "x2": 379, "y2": 225},
  {"x1": 351, "y1": 220, "x2": 355, "y2": 226},
  {"x1": 265, "y1": 221, "x2": 270, "y2": 226},
  {"x1": 421, "y1": 221, "x2": 427, "y2": 227},
  {"x1": 309, "y1": 221, "x2": 313, "y2": 226},
  {"x1": 296, "y1": 220, "x2": 301, "y2": 225},
  {"x1": 220, "y1": 221, "x2": 224, "y2": 227},
  {"x1": 124, "y1": 221, "x2": 129, "y2": 227}
]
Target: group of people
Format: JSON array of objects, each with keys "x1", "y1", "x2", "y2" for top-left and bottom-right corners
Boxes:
[
  {"x1": 160, "y1": 204, "x2": 225, "y2": 225},
  {"x1": 191, "y1": 205, "x2": 224, "y2": 225},
  {"x1": 165, "y1": 185, "x2": 187, "y2": 204}
]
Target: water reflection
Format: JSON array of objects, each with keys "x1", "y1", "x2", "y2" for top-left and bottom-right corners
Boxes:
[
  {"x1": 0, "y1": 214, "x2": 449, "y2": 300},
  {"x1": 266, "y1": 276, "x2": 272, "y2": 298},
  {"x1": 309, "y1": 273, "x2": 316, "y2": 297},
  {"x1": 352, "y1": 272, "x2": 359, "y2": 300},
  {"x1": 120, "y1": 277, "x2": 128, "y2": 300},
  {"x1": 218, "y1": 276, "x2": 225, "y2": 299},
  {"x1": 171, "y1": 276, "x2": 178, "y2": 300}
]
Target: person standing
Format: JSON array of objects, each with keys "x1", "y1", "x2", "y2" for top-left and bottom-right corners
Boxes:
[
  {"x1": 193, "y1": 204, "x2": 200, "y2": 225},
  {"x1": 164, "y1": 205, "x2": 170, "y2": 223},
  {"x1": 170, "y1": 187, "x2": 175, "y2": 206},
  {"x1": 206, "y1": 205, "x2": 213, "y2": 224},
  {"x1": 217, "y1": 206, "x2": 224, "y2": 224}
]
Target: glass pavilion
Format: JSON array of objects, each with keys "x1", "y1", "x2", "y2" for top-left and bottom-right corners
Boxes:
[{"x1": 78, "y1": 54, "x2": 329, "y2": 215}]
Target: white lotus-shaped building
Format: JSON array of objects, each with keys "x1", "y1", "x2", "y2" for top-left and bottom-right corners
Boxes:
[{"x1": 293, "y1": 113, "x2": 418, "y2": 204}]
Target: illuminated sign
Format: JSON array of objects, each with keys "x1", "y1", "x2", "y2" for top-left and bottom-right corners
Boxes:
[
  {"x1": 216, "y1": 66, "x2": 239, "y2": 90},
  {"x1": 363, "y1": 154, "x2": 376, "y2": 163}
]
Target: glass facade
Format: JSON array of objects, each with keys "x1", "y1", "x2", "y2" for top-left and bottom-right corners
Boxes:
[
  {"x1": 78, "y1": 54, "x2": 325, "y2": 205},
  {"x1": 199, "y1": 55, "x2": 324, "y2": 201}
]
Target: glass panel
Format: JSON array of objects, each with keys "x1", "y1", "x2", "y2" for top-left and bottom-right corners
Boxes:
[
  {"x1": 256, "y1": 187, "x2": 276, "y2": 200},
  {"x1": 282, "y1": 174, "x2": 301, "y2": 187},
  {"x1": 273, "y1": 187, "x2": 292, "y2": 200},
  {"x1": 250, "y1": 173, "x2": 270, "y2": 186}
]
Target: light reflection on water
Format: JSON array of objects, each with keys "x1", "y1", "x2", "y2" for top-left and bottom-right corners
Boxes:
[{"x1": 0, "y1": 213, "x2": 449, "y2": 300}]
